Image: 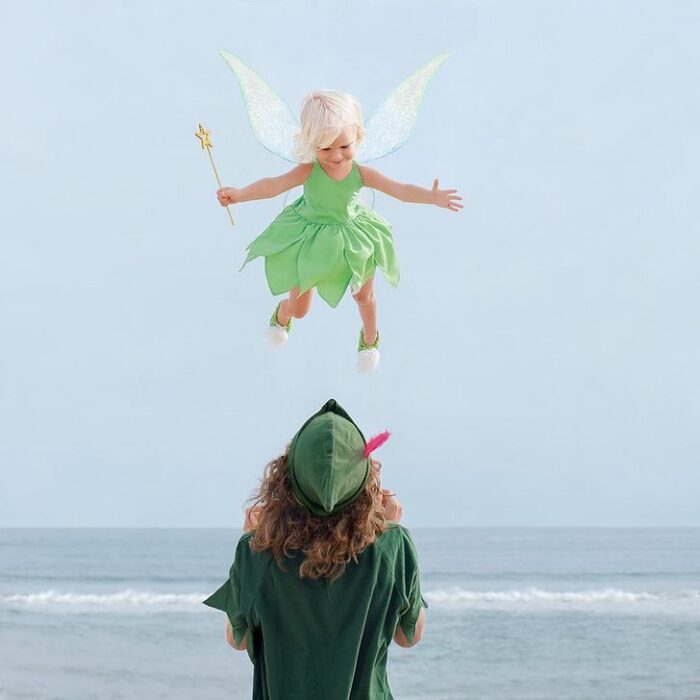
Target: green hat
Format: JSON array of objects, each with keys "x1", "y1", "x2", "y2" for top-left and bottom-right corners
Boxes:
[{"x1": 287, "y1": 399, "x2": 370, "y2": 517}]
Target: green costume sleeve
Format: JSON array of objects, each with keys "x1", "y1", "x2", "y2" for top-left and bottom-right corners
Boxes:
[
  {"x1": 396, "y1": 527, "x2": 428, "y2": 644},
  {"x1": 203, "y1": 538, "x2": 250, "y2": 651}
]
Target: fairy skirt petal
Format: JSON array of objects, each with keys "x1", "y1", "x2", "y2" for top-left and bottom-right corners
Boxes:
[{"x1": 243, "y1": 203, "x2": 400, "y2": 308}]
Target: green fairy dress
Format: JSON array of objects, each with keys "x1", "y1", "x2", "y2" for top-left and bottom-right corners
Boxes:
[{"x1": 241, "y1": 161, "x2": 400, "y2": 308}]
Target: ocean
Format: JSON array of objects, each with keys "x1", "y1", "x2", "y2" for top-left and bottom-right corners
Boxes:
[{"x1": 1, "y1": 528, "x2": 699, "y2": 699}]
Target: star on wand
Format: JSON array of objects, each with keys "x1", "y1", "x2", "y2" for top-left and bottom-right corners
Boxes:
[{"x1": 195, "y1": 123, "x2": 234, "y2": 226}]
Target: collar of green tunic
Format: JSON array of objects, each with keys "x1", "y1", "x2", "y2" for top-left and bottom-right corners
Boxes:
[{"x1": 287, "y1": 399, "x2": 370, "y2": 517}]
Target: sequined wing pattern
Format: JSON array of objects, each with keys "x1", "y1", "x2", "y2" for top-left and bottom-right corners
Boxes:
[
  {"x1": 220, "y1": 50, "x2": 300, "y2": 163},
  {"x1": 359, "y1": 53, "x2": 449, "y2": 163}
]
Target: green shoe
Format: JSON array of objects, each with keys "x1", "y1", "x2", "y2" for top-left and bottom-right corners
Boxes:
[
  {"x1": 357, "y1": 329, "x2": 380, "y2": 373},
  {"x1": 267, "y1": 302, "x2": 291, "y2": 347},
  {"x1": 358, "y1": 329, "x2": 379, "y2": 351}
]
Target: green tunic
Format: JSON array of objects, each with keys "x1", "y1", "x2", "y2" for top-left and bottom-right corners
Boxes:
[
  {"x1": 204, "y1": 524, "x2": 426, "y2": 700},
  {"x1": 241, "y1": 161, "x2": 400, "y2": 308}
]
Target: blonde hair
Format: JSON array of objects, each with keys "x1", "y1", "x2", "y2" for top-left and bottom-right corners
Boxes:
[{"x1": 294, "y1": 91, "x2": 365, "y2": 163}]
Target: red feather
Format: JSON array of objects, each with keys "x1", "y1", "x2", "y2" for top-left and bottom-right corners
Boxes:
[{"x1": 364, "y1": 430, "x2": 391, "y2": 457}]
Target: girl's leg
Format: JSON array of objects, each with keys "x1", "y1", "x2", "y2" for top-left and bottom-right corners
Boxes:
[
  {"x1": 352, "y1": 278, "x2": 377, "y2": 345},
  {"x1": 277, "y1": 287, "x2": 313, "y2": 326}
]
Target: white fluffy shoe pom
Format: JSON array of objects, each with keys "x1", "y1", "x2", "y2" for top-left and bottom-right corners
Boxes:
[
  {"x1": 356, "y1": 348, "x2": 380, "y2": 373},
  {"x1": 266, "y1": 325, "x2": 289, "y2": 347}
]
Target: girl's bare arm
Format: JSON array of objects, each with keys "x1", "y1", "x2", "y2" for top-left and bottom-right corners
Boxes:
[
  {"x1": 217, "y1": 163, "x2": 312, "y2": 205},
  {"x1": 358, "y1": 165, "x2": 462, "y2": 211}
]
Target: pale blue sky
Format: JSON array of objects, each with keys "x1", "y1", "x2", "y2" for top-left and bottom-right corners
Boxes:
[{"x1": 1, "y1": 1, "x2": 698, "y2": 527}]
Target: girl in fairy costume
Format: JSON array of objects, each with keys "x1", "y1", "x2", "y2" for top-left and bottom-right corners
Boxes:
[{"x1": 215, "y1": 53, "x2": 462, "y2": 372}]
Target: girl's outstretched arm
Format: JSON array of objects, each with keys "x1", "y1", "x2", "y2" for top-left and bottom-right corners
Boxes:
[
  {"x1": 217, "y1": 163, "x2": 312, "y2": 206},
  {"x1": 358, "y1": 165, "x2": 462, "y2": 212}
]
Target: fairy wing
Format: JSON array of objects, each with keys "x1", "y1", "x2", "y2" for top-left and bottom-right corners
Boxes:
[
  {"x1": 359, "y1": 53, "x2": 449, "y2": 163},
  {"x1": 220, "y1": 50, "x2": 299, "y2": 162}
]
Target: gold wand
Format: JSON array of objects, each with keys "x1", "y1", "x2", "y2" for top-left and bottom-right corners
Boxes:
[{"x1": 195, "y1": 123, "x2": 234, "y2": 226}]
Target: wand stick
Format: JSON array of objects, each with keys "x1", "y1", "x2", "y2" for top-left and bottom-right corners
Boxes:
[{"x1": 195, "y1": 123, "x2": 234, "y2": 226}]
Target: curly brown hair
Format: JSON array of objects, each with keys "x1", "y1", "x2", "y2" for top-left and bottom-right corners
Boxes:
[{"x1": 248, "y1": 452, "x2": 386, "y2": 580}]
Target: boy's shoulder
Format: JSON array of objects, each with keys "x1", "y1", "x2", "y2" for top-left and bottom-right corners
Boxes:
[
  {"x1": 237, "y1": 531, "x2": 255, "y2": 546},
  {"x1": 234, "y1": 532, "x2": 273, "y2": 569},
  {"x1": 374, "y1": 523, "x2": 415, "y2": 560},
  {"x1": 231, "y1": 532, "x2": 275, "y2": 595}
]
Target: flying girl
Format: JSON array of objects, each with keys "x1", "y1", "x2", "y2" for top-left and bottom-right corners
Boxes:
[{"x1": 215, "y1": 53, "x2": 462, "y2": 372}]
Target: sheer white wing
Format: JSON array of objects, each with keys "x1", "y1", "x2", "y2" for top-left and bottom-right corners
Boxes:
[
  {"x1": 358, "y1": 53, "x2": 449, "y2": 163},
  {"x1": 220, "y1": 50, "x2": 300, "y2": 162}
]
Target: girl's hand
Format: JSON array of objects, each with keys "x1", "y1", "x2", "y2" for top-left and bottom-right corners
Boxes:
[
  {"x1": 431, "y1": 179, "x2": 463, "y2": 212},
  {"x1": 217, "y1": 187, "x2": 241, "y2": 206},
  {"x1": 380, "y1": 489, "x2": 403, "y2": 523}
]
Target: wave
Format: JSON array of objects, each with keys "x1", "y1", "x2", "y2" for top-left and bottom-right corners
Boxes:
[
  {"x1": 1, "y1": 573, "x2": 211, "y2": 583},
  {"x1": 2, "y1": 588, "x2": 699, "y2": 614},
  {"x1": 424, "y1": 587, "x2": 700, "y2": 612},
  {"x1": 0, "y1": 590, "x2": 207, "y2": 613},
  {"x1": 422, "y1": 570, "x2": 700, "y2": 580}
]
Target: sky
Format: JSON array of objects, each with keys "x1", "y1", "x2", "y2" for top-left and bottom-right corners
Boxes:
[{"x1": 1, "y1": 0, "x2": 698, "y2": 527}]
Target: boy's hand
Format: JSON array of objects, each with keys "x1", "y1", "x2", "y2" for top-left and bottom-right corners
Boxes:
[
  {"x1": 217, "y1": 187, "x2": 241, "y2": 206},
  {"x1": 431, "y1": 179, "x2": 462, "y2": 212},
  {"x1": 381, "y1": 489, "x2": 403, "y2": 523},
  {"x1": 243, "y1": 505, "x2": 263, "y2": 532}
]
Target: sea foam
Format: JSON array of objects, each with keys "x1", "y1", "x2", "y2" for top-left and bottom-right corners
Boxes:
[
  {"x1": 423, "y1": 587, "x2": 700, "y2": 613},
  {"x1": 0, "y1": 590, "x2": 207, "y2": 613},
  {"x1": 2, "y1": 587, "x2": 700, "y2": 615}
]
